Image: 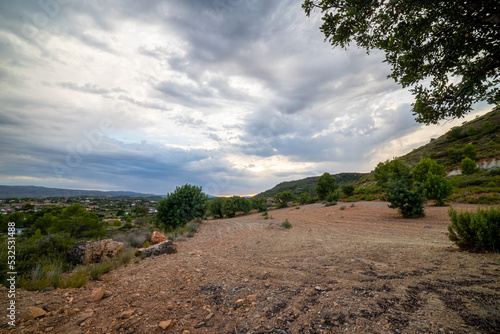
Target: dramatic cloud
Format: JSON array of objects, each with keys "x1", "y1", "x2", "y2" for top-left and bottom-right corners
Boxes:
[{"x1": 0, "y1": 0, "x2": 492, "y2": 195}]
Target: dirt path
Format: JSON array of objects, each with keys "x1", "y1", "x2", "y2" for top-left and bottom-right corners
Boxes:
[{"x1": 2, "y1": 202, "x2": 499, "y2": 333}]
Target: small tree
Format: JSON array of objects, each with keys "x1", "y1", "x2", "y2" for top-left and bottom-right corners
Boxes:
[
  {"x1": 412, "y1": 157, "x2": 446, "y2": 183},
  {"x1": 341, "y1": 184, "x2": 355, "y2": 197},
  {"x1": 155, "y1": 184, "x2": 207, "y2": 230},
  {"x1": 251, "y1": 197, "x2": 267, "y2": 212},
  {"x1": 384, "y1": 179, "x2": 425, "y2": 218},
  {"x1": 208, "y1": 197, "x2": 225, "y2": 218},
  {"x1": 274, "y1": 191, "x2": 296, "y2": 208},
  {"x1": 299, "y1": 193, "x2": 313, "y2": 205},
  {"x1": 423, "y1": 173, "x2": 454, "y2": 206},
  {"x1": 316, "y1": 172, "x2": 338, "y2": 200},
  {"x1": 325, "y1": 191, "x2": 340, "y2": 206},
  {"x1": 374, "y1": 159, "x2": 412, "y2": 188},
  {"x1": 461, "y1": 157, "x2": 480, "y2": 175}
]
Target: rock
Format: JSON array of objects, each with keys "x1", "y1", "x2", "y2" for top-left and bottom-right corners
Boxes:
[
  {"x1": 119, "y1": 309, "x2": 134, "y2": 319},
  {"x1": 205, "y1": 313, "x2": 214, "y2": 320},
  {"x1": 235, "y1": 299, "x2": 245, "y2": 306},
  {"x1": 68, "y1": 239, "x2": 124, "y2": 264},
  {"x1": 45, "y1": 327, "x2": 54, "y2": 332},
  {"x1": 87, "y1": 288, "x2": 105, "y2": 302},
  {"x1": 159, "y1": 320, "x2": 173, "y2": 330},
  {"x1": 74, "y1": 308, "x2": 94, "y2": 325},
  {"x1": 151, "y1": 231, "x2": 167, "y2": 245},
  {"x1": 166, "y1": 302, "x2": 175, "y2": 310},
  {"x1": 29, "y1": 306, "x2": 46, "y2": 318},
  {"x1": 138, "y1": 240, "x2": 177, "y2": 258},
  {"x1": 247, "y1": 295, "x2": 258, "y2": 303}
]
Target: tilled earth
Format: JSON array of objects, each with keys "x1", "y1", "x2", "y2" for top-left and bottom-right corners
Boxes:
[{"x1": 1, "y1": 202, "x2": 499, "y2": 334}]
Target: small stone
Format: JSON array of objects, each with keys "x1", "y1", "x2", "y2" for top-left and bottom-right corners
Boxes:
[
  {"x1": 45, "y1": 327, "x2": 54, "y2": 332},
  {"x1": 235, "y1": 299, "x2": 245, "y2": 306},
  {"x1": 182, "y1": 331, "x2": 191, "y2": 334},
  {"x1": 315, "y1": 286, "x2": 322, "y2": 291},
  {"x1": 119, "y1": 309, "x2": 134, "y2": 319},
  {"x1": 166, "y1": 302, "x2": 175, "y2": 310},
  {"x1": 87, "y1": 288, "x2": 105, "y2": 302},
  {"x1": 205, "y1": 313, "x2": 214, "y2": 320},
  {"x1": 159, "y1": 320, "x2": 173, "y2": 330},
  {"x1": 29, "y1": 306, "x2": 46, "y2": 318},
  {"x1": 247, "y1": 295, "x2": 258, "y2": 303}
]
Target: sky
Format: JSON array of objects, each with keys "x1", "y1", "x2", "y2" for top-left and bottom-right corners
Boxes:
[{"x1": 0, "y1": 0, "x2": 493, "y2": 196}]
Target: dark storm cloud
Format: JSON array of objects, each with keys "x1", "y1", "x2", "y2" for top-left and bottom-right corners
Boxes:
[{"x1": 0, "y1": 0, "x2": 460, "y2": 195}]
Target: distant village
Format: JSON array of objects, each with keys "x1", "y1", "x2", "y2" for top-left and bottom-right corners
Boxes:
[{"x1": 0, "y1": 197, "x2": 158, "y2": 234}]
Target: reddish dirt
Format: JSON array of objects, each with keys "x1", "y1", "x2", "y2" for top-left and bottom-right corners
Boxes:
[{"x1": 2, "y1": 202, "x2": 500, "y2": 334}]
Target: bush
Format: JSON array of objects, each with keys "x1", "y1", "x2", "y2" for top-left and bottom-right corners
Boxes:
[
  {"x1": 251, "y1": 197, "x2": 267, "y2": 212},
  {"x1": 384, "y1": 180, "x2": 425, "y2": 218},
  {"x1": 208, "y1": 197, "x2": 225, "y2": 218},
  {"x1": 274, "y1": 191, "x2": 296, "y2": 208},
  {"x1": 155, "y1": 184, "x2": 207, "y2": 230},
  {"x1": 461, "y1": 157, "x2": 480, "y2": 175},
  {"x1": 20, "y1": 262, "x2": 63, "y2": 291},
  {"x1": 316, "y1": 172, "x2": 338, "y2": 200},
  {"x1": 281, "y1": 219, "x2": 292, "y2": 229},
  {"x1": 341, "y1": 184, "x2": 355, "y2": 197},
  {"x1": 413, "y1": 157, "x2": 446, "y2": 182},
  {"x1": 374, "y1": 159, "x2": 412, "y2": 188},
  {"x1": 326, "y1": 190, "x2": 340, "y2": 205},
  {"x1": 299, "y1": 193, "x2": 313, "y2": 205},
  {"x1": 423, "y1": 173, "x2": 454, "y2": 206},
  {"x1": 59, "y1": 266, "x2": 88, "y2": 289},
  {"x1": 448, "y1": 207, "x2": 500, "y2": 252}
]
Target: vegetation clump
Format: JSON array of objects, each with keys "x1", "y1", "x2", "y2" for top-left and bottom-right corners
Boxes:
[
  {"x1": 448, "y1": 207, "x2": 500, "y2": 253},
  {"x1": 316, "y1": 172, "x2": 339, "y2": 200},
  {"x1": 155, "y1": 184, "x2": 207, "y2": 230}
]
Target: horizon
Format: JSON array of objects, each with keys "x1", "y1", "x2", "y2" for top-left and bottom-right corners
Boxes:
[{"x1": 0, "y1": 1, "x2": 493, "y2": 196}]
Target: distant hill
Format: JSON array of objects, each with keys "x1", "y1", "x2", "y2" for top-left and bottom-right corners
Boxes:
[
  {"x1": 355, "y1": 106, "x2": 500, "y2": 187},
  {"x1": 0, "y1": 185, "x2": 162, "y2": 199},
  {"x1": 398, "y1": 107, "x2": 499, "y2": 170},
  {"x1": 254, "y1": 172, "x2": 367, "y2": 199}
]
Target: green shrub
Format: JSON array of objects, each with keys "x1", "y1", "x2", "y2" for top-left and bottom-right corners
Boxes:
[
  {"x1": 461, "y1": 157, "x2": 480, "y2": 175},
  {"x1": 281, "y1": 219, "x2": 292, "y2": 229},
  {"x1": 448, "y1": 207, "x2": 500, "y2": 252},
  {"x1": 341, "y1": 184, "x2": 355, "y2": 197},
  {"x1": 316, "y1": 172, "x2": 338, "y2": 200},
  {"x1": 20, "y1": 262, "x2": 62, "y2": 291},
  {"x1": 274, "y1": 191, "x2": 296, "y2": 208},
  {"x1": 339, "y1": 205, "x2": 346, "y2": 210},
  {"x1": 423, "y1": 173, "x2": 454, "y2": 206},
  {"x1": 251, "y1": 197, "x2": 267, "y2": 212},
  {"x1": 299, "y1": 193, "x2": 313, "y2": 205},
  {"x1": 326, "y1": 190, "x2": 340, "y2": 205},
  {"x1": 374, "y1": 159, "x2": 411, "y2": 188},
  {"x1": 384, "y1": 180, "x2": 425, "y2": 218},
  {"x1": 88, "y1": 261, "x2": 113, "y2": 280},
  {"x1": 155, "y1": 184, "x2": 207, "y2": 230},
  {"x1": 59, "y1": 266, "x2": 88, "y2": 289}
]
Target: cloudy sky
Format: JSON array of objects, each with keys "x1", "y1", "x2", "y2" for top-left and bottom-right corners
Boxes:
[{"x1": 0, "y1": 0, "x2": 493, "y2": 196}]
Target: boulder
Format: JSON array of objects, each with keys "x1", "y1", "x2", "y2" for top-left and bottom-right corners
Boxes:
[
  {"x1": 138, "y1": 240, "x2": 177, "y2": 258},
  {"x1": 68, "y1": 239, "x2": 124, "y2": 264},
  {"x1": 151, "y1": 231, "x2": 167, "y2": 245}
]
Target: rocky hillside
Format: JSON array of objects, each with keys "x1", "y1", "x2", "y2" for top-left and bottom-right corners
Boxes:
[
  {"x1": 399, "y1": 106, "x2": 499, "y2": 171},
  {"x1": 254, "y1": 172, "x2": 367, "y2": 199}
]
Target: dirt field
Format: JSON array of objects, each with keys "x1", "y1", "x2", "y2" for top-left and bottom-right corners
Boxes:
[{"x1": 2, "y1": 202, "x2": 499, "y2": 334}]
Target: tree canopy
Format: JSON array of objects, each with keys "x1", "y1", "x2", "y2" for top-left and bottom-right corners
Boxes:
[
  {"x1": 316, "y1": 172, "x2": 338, "y2": 200},
  {"x1": 303, "y1": 0, "x2": 500, "y2": 124},
  {"x1": 155, "y1": 184, "x2": 207, "y2": 230}
]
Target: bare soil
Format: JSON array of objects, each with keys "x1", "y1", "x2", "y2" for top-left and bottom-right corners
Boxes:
[{"x1": 2, "y1": 202, "x2": 500, "y2": 334}]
